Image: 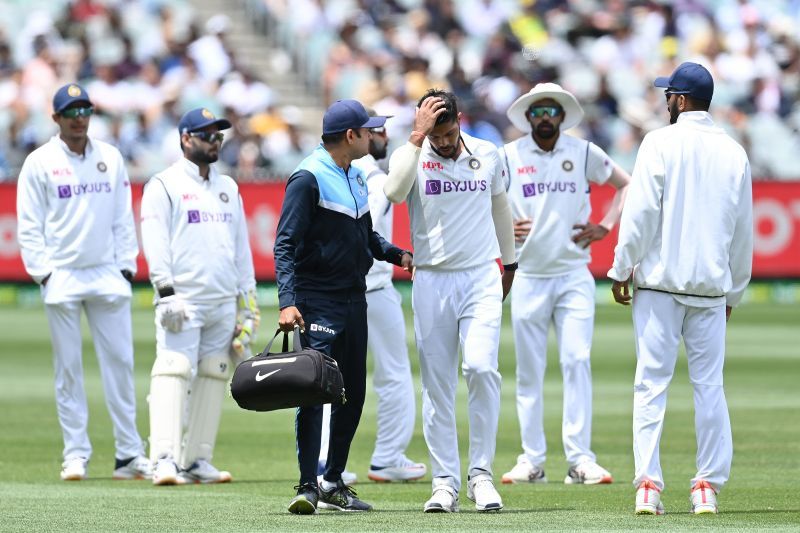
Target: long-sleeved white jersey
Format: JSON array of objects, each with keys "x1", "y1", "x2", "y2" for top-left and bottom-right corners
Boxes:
[
  {"x1": 353, "y1": 153, "x2": 394, "y2": 292},
  {"x1": 140, "y1": 157, "x2": 255, "y2": 302},
  {"x1": 16, "y1": 135, "x2": 138, "y2": 292},
  {"x1": 608, "y1": 112, "x2": 753, "y2": 308}
]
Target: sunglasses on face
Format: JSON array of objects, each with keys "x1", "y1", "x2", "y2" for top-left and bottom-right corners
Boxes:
[
  {"x1": 664, "y1": 90, "x2": 685, "y2": 102},
  {"x1": 528, "y1": 106, "x2": 562, "y2": 118},
  {"x1": 189, "y1": 131, "x2": 224, "y2": 143},
  {"x1": 369, "y1": 127, "x2": 386, "y2": 134},
  {"x1": 60, "y1": 107, "x2": 94, "y2": 118}
]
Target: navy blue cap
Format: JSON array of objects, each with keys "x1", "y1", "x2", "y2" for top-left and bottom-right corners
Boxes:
[
  {"x1": 654, "y1": 62, "x2": 714, "y2": 102},
  {"x1": 53, "y1": 83, "x2": 92, "y2": 113},
  {"x1": 323, "y1": 99, "x2": 387, "y2": 135},
  {"x1": 178, "y1": 108, "x2": 232, "y2": 134}
]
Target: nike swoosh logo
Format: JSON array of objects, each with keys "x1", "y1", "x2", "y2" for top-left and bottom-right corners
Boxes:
[{"x1": 255, "y1": 369, "x2": 281, "y2": 382}]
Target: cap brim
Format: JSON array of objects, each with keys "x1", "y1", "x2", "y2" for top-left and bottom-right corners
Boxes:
[
  {"x1": 362, "y1": 116, "x2": 387, "y2": 129},
  {"x1": 186, "y1": 118, "x2": 232, "y2": 132},
  {"x1": 55, "y1": 98, "x2": 92, "y2": 113},
  {"x1": 653, "y1": 76, "x2": 670, "y2": 88}
]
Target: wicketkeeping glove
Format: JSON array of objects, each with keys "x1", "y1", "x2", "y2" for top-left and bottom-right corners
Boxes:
[
  {"x1": 157, "y1": 294, "x2": 187, "y2": 333},
  {"x1": 230, "y1": 289, "x2": 260, "y2": 361}
]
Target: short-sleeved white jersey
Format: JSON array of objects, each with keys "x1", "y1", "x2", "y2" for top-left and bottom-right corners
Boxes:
[
  {"x1": 16, "y1": 136, "x2": 138, "y2": 283},
  {"x1": 500, "y1": 134, "x2": 613, "y2": 277},
  {"x1": 398, "y1": 131, "x2": 503, "y2": 270},
  {"x1": 140, "y1": 158, "x2": 255, "y2": 302},
  {"x1": 353, "y1": 154, "x2": 394, "y2": 291}
]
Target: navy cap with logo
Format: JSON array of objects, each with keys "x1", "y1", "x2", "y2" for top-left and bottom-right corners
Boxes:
[
  {"x1": 53, "y1": 83, "x2": 92, "y2": 113},
  {"x1": 323, "y1": 99, "x2": 387, "y2": 135},
  {"x1": 654, "y1": 62, "x2": 714, "y2": 102},
  {"x1": 178, "y1": 108, "x2": 232, "y2": 134}
]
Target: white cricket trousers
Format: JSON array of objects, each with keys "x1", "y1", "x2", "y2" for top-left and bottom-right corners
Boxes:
[
  {"x1": 511, "y1": 267, "x2": 597, "y2": 467},
  {"x1": 632, "y1": 289, "x2": 731, "y2": 492},
  {"x1": 413, "y1": 261, "x2": 502, "y2": 491},
  {"x1": 366, "y1": 285, "x2": 416, "y2": 467},
  {"x1": 45, "y1": 295, "x2": 143, "y2": 461}
]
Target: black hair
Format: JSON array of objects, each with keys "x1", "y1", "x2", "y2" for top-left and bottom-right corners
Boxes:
[
  {"x1": 418, "y1": 89, "x2": 458, "y2": 126},
  {"x1": 686, "y1": 96, "x2": 710, "y2": 111},
  {"x1": 321, "y1": 128, "x2": 362, "y2": 145}
]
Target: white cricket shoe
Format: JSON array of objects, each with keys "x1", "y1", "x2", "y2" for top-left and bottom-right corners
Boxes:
[
  {"x1": 501, "y1": 454, "x2": 547, "y2": 484},
  {"x1": 368, "y1": 456, "x2": 427, "y2": 482},
  {"x1": 635, "y1": 480, "x2": 665, "y2": 515},
  {"x1": 424, "y1": 483, "x2": 459, "y2": 513},
  {"x1": 112, "y1": 455, "x2": 152, "y2": 480},
  {"x1": 564, "y1": 461, "x2": 613, "y2": 485},
  {"x1": 690, "y1": 480, "x2": 718, "y2": 514},
  {"x1": 152, "y1": 457, "x2": 180, "y2": 486},
  {"x1": 60, "y1": 457, "x2": 88, "y2": 481},
  {"x1": 178, "y1": 459, "x2": 232, "y2": 484},
  {"x1": 467, "y1": 472, "x2": 503, "y2": 512}
]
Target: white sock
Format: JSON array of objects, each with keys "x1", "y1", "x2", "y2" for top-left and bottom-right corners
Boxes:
[{"x1": 320, "y1": 479, "x2": 337, "y2": 491}]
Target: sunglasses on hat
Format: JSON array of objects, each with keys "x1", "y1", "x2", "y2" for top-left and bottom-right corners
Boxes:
[
  {"x1": 60, "y1": 107, "x2": 94, "y2": 118},
  {"x1": 528, "y1": 106, "x2": 562, "y2": 118}
]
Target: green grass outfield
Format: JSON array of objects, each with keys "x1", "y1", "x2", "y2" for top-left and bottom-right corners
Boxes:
[{"x1": 0, "y1": 295, "x2": 798, "y2": 532}]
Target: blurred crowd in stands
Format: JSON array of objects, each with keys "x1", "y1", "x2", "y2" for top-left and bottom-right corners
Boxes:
[{"x1": 1, "y1": 0, "x2": 800, "y2": 181}]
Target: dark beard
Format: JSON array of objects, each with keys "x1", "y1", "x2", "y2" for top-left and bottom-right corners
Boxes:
[
  {"x1": 535, "y1": 123, "x2": 557, "y2": 139},
  {"x1": 669, "y1": 99, "x2": 680, "y2": 124},
  {"x1": 369, "y1": 139, "x2": 387, "y2": 160},
  {"x1": 189, "y1": 146, "x2": 218, "y2": 165}
]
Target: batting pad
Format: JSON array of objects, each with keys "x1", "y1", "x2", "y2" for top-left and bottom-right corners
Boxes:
[
  {"x1": 181, "y1": 353, "x2": 230, "y2": 468},
  {"x1": 148, "y1": 351, "x2": 192, "y2": 462}
]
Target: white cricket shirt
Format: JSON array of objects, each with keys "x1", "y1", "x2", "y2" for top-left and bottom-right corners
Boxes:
[
  {"x1": 353, "y1": 154, "x2": 394, "y2": 292},
  {"x1": 16, "y1": 135, "x2": 138, "y2": 297},
  {"x1": 140, "y1": 158, "x2": 255, "y2": 302},
  {"x1": 608, "y1": 112, "x2": 753, "y2": 307},
  {"x1": 394, "y1": 131, "x2": 504, "y2": 270},
  {"x1": 500, "y1": 134, "x2": 613, "y2": 277}
]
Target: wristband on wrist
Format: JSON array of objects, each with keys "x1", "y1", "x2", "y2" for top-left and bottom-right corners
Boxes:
[
  {"x1": 157, "y1": 285, "x2": 175, "y2": 298},
  {"x1": 502, "y1": 262, "x2": 519, "y2": 272}
]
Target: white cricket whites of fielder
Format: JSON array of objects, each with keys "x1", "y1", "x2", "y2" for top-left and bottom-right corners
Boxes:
[
  {"x1": 141, "y1": 114, "x2": 256, "y2": 485},
  {"x1": 16, "y1": 127, "x2": 146, "y2": 478},
  {"x1": 384, "y1": 91, "x2": 516, "y2": 512},
  {"x1": 498, "y1": 83, "x2": 629, "y2": 485},
  {"x1": 608, "y1": 70, "x2": 753, "y2": 509}
]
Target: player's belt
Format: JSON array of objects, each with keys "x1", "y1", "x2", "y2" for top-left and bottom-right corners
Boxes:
[{"x1": 636, "y1": 286, "x2": 724, "y2": 299}]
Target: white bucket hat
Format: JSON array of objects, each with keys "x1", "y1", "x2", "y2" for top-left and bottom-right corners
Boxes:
[{"x1": 506, "y1": 82, "x2": 585, "y2": 132}]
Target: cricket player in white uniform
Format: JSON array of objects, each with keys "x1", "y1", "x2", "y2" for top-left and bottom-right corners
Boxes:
[
  {"x1": 608, "y1": 63, "x2": 753, "y2": 515},
  {"x1": 16, "y1": 84, "x2": 151, "y2": 481},
  {"x1": 141, "y1": 108, "x2": 258, "y2": 486},
  {"x1": 318, "y1": 112, "x2": 426, "y2": 484},
  {"x1": 385, "y1": 89, "x2": 517, "y2": 513},
  {"x1": 499, "y1": 83, "x2": 629, "y2": 486}
]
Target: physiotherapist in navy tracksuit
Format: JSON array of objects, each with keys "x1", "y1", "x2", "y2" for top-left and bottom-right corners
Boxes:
[{"x1": 274, "y1": 99, "x2": 413, "y2": 515}]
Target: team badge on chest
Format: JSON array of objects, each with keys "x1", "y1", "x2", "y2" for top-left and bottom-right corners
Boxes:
[
  {"x1": 97, "y1": 162, "x2": 107, "y2": 172},
  {"x1": 219, "y1": 192, "x2": 229, "y2": 203},
  {"x1": 468, "y1": 157, "x2": 481, "y2": 170},
  {"x1": 562, "y1": 160, "x2": 574, "y2": 172}
]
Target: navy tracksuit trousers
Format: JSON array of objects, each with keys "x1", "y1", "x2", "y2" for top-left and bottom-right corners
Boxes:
[{"x1": 295, "y1": 294, "x2": 368, "y2": 486}]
